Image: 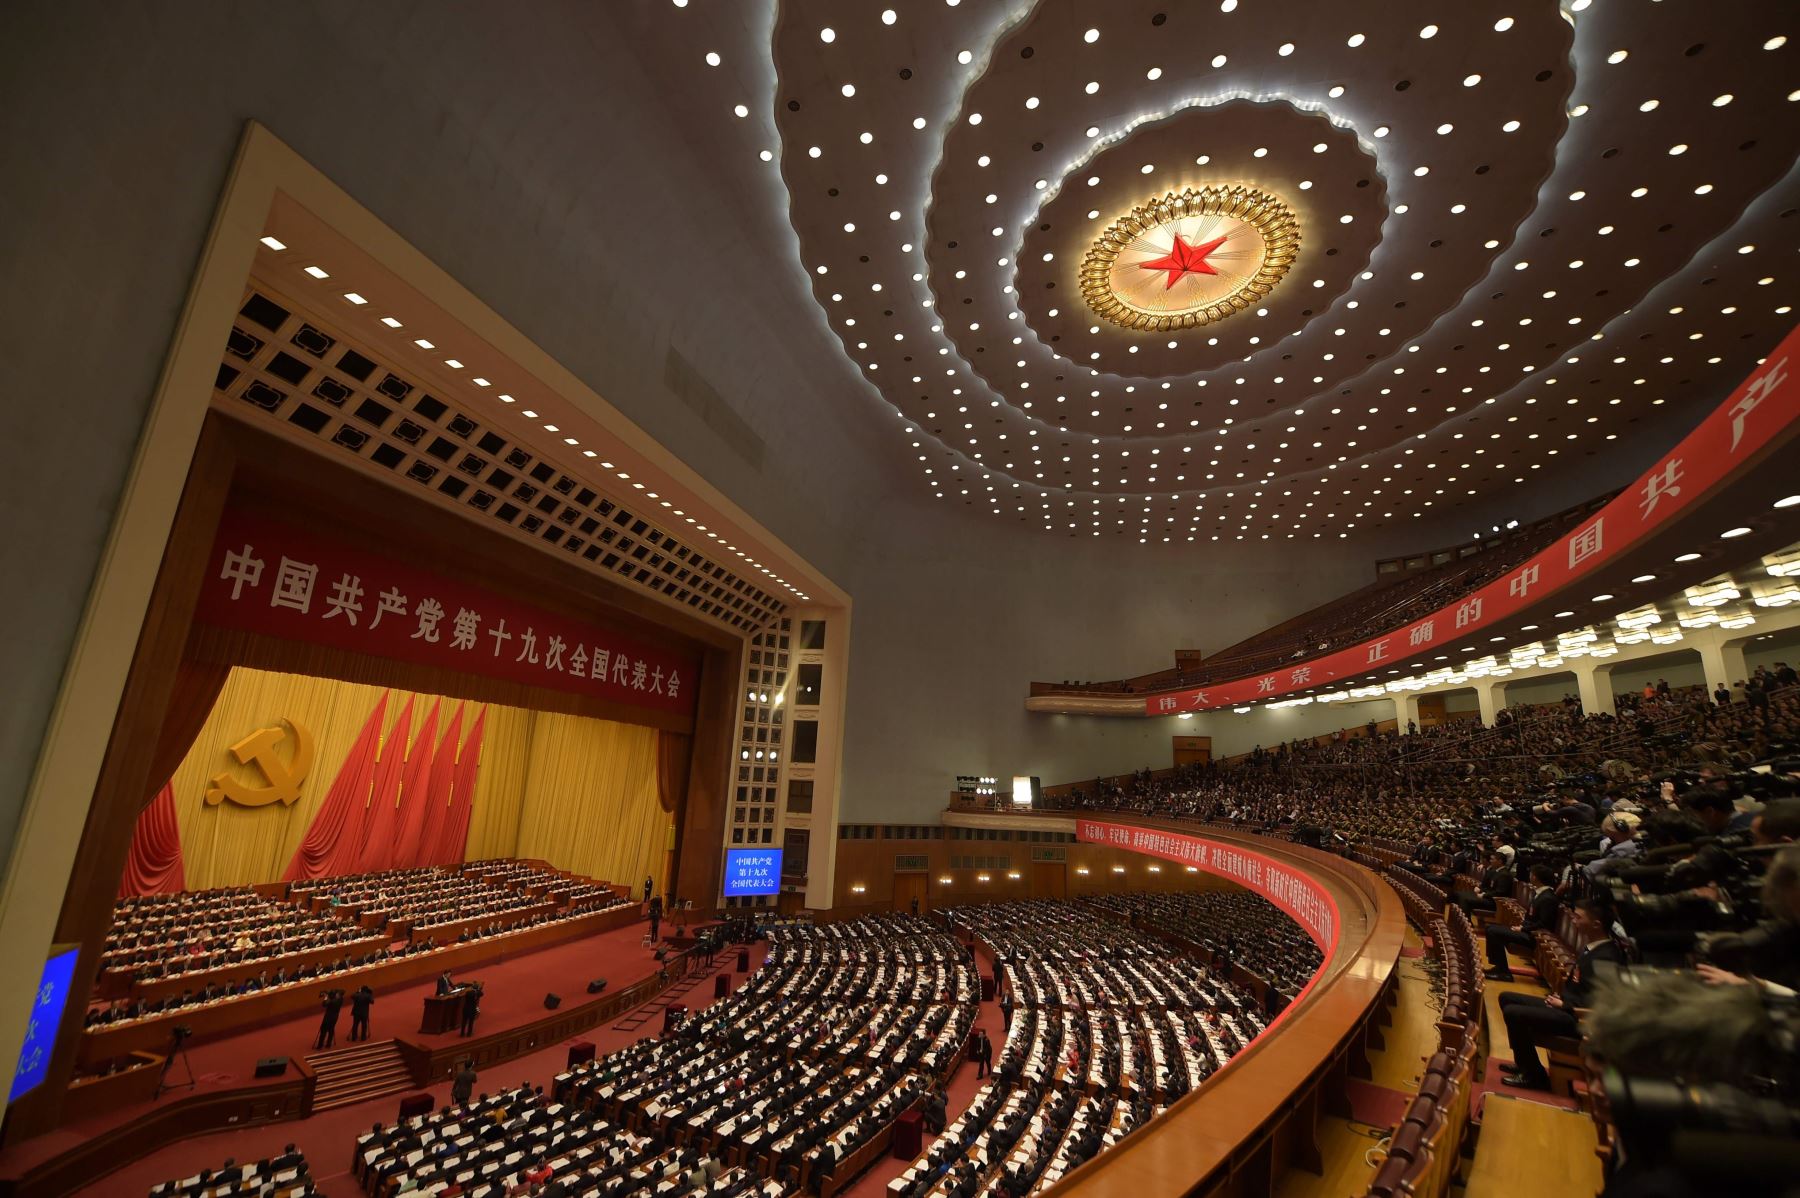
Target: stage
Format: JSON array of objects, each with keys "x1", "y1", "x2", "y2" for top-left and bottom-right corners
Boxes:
[{"x1": 0, "y1": 916, "x2": 698, "y2": 1192}]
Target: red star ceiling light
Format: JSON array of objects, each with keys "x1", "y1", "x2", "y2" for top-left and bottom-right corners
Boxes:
[{"x1": 1081, "y1": 185, "x2": 1300, "y2": 332}]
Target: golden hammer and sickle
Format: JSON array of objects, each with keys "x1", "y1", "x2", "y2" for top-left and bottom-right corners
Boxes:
[{"x1": 204, "y1": 719, "x2": 315, "y2": 807}]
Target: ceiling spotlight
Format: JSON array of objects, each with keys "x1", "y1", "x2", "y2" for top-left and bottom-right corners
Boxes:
[
  {"x1": 259, "y1": 235, "x2": 286, "y2": 251},
  {"x1": 1721, "y1": 527, "x2": 1753, "y2": 539},
  {"x1": 1675, "y1": 552, "x2": 1703, "y2": 562}
]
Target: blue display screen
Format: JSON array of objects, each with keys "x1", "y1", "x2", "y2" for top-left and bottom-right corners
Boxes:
[
  {"x1": 11, "y1": 946, "x2": 79, "y2": 1102},
  {"x1": 722, "y1": 848, "x2": 783, "y2": 897}
]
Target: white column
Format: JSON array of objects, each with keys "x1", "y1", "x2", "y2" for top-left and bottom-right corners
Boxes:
[
  {"x1": 1693, "y1": 627, "x2": 1749, "y2": 698},
  {"x1": 1473, "y1": 679, "x2": 1504, "y2": 727},
  {"x1": 1574, "y1": 660, "x2": 1616, "y2": 716},
  {"x1": 1393, "y1": 693, "x2": 1419, "y2": 733}
]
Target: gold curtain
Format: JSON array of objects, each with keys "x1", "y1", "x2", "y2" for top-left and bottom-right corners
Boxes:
[
  {"x1": 512, "y1": 714, "x2": 665, "y2": 890},
  {"x1": 459, "y1": 703, "x2": 535, "y2": 862},
  {"x1": 171, "y1": 668, "x2": 402, "y2": 889},
  {"x1": 166, "y1": 667, "x2": 665, "y2": 889}
]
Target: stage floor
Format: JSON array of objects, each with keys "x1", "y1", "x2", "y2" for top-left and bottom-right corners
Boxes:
[{"x1": 0, "y1": 915, "x2": 684, "y2": 1188}]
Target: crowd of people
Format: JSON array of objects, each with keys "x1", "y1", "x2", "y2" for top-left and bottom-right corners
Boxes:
[
  {"x1": 1050, "y1": 669, "x2": 1799, "y2": 849},
  {"x1": 148, "y1": 1145, "x2": 313, "y2": 1198},
  {"x1": 89, "y1": 863, "x2": 631, "y2": 1030},
  {"x1": 1086, "y1": 890, "x2": 1323, "y2": 1003},
  {"x1": 890, "y1": 902, "x2": 1269, "y2": 1198},
  {"x1": 289, "y1": 865, "x2": 546, "y2": 933},
  {"x1": 554, "y1": 915, "x2": 973, "y2": 1194},
  {"x1": 102, "y1": 888, "x2": 384, "y2": 983}
]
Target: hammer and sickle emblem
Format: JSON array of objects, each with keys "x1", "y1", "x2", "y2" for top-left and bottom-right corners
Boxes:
[{"x1": 205, "y1": 719, "x2": 315, "y2": 807}]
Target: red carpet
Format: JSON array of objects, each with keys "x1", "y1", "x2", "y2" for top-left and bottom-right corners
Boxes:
[
  {"x1": 839, "y1": 943, "x2": 1007, "y2": 1198},
  {"x1": 0, "y1": 917, "x2": 680, "y2": 1189},
  {"x1": 61, "y1": 935, "x2": 768, "y2": 1196}
]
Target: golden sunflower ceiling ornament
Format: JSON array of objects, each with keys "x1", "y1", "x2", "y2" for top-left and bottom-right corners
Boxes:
[{"x1": 1079, "y1": 185, "x2": 1301, "y2": 332}]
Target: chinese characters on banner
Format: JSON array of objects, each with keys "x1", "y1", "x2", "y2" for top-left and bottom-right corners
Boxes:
[
  {"x1": 721, "y1": 848, "x2": 783, "y2": 897},
  {"x1": 1073, "y1": 819, "x2": 1339, "y2": 956},
  {"x1": 196, "y1": 511, "x2": 697, "y2": 718},
  {"x1": 1146, "y1": 322, "x2": 1800, "y2": 715}
]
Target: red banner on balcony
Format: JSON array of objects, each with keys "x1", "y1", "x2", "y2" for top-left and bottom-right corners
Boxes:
[
  {"x1": 195, "y1": 510, "x2": 697, "y2": 716},
  {"x1": 1073, "y1": 819, "x2": 1339, "y2": 955},
  {"x1": 1147, "y1": 322, "x2": 1800, "y2": 715}
]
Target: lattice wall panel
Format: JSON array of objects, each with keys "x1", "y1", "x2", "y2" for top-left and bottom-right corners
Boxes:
[{"x1": 213, "y1": 286, "x2": 786, "y2": 634}]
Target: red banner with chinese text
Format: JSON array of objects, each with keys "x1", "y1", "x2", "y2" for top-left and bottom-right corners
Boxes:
[
  {"x1": 195, "y1": 511, "x2": 698, "y2": 717},
  {"x1": 1146, "y1": 322, "x2": 1800, "y2": 714},
  {"x1": 1074, "y1": 819, "x2": 1339, "y2": 956}
]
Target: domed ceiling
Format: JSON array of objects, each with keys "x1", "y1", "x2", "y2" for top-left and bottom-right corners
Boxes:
[{"x1": 624, "y1": 0, "x2": 1798, "y2": 542}]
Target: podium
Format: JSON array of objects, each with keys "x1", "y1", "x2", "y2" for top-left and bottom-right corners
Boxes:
[{"x1": 421, "y1": 989, "x2": 465, "y2": 1034}]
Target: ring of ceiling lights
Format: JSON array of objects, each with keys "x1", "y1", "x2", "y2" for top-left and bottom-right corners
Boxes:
[
  {"x1": 1078, "y1": 183, "x2": 1300, "y2": 332},
  {"x1": 747, "y1": 0, "x2": 1800, "y2": 538},
  {"x1": 1015, "y1": 97, "x2": 1382, "y2": 380}
]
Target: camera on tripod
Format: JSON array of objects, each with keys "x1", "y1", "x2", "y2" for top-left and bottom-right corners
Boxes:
[{"x1": 170, "y1": 1024, "x2": 193, "y2": 1045}]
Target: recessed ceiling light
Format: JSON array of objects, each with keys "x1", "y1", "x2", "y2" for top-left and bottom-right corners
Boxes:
[
  {"x1": 303, "y1": 265, "x2": 329, "y2": 279},
  {"x1": 882, "y1": 9, "x2": 896, "y2": 24},
  {"x1": 380, "y1": 316, "x2": 402, "y2": 328},
  {"x1": 1775, "y1": 495, "x2": 1800, "y2": 509},
  {"x1": 733, "y1": 104, "x2": 748, "y2": 118},
  {"x1": 1084, "y1": 27, "x2": 1099, "y2": 43},
  {"x1": 342, "y1": 292, "x2": 367, "y2": 305},
  {"x1": 1675, "y1": 552, "x2": 1702, "y2": 562},
  {"x1": 819, "y1": 26, "x2": 834, "y2": 42},
  {"x1": 414, "y1": 338, "x2": 434, "y2": 349},
  {"x1": 704, "y1": 51, "x2": 720, "y2": 66},
  {"x1": 1631, "y1": 574, "x2": 1657, "y2": 583},
  {"x1": 1494, "y1": 16, "x2": 1514, "y2": 31},
  {"x1": 1721, "y1": 526, "x2": 1752, "y2": 538},
  {"x1": 1592, "y1": 593, "x2": 1615, "y2": 602},
  {"x1": 444, "y1": 359, "x2": 463, "y2": 369},
  {"x1": 259, "y1": 235, "x2": 286, "y2": 251},
  {"x1": 1419, "y1": 23, "x2": 1438, "y2": 38}
]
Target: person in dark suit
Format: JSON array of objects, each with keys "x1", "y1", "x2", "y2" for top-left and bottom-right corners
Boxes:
[
  {"x1": 1499, "y1": 899, "x2": 1620, "y2": 1090},
  {"x1": 452, "y1": 1059, "x2": 477, "y2": 1105},
  {"x1": 316, "y1": 989, "x2": 344, "y2": 1049},
  {"x1": 436, "y1": 971, "x2": 455, "y2": 996},
  {"x1": 647, "y1": 895, "x2": 663, "y2": 943},
  {"x1": 212, "y1": 1158, "x2": 242, "y2": 1186},
  {"x1": 1453, "y1": 851, "x2": 1515, "y2": 916},
  {"x1": 270, "y1": 1144, "x2": 302, "y2": 1173},
  {"x1": 971, "y1": 1029, "x2": 992, "y2": 1078},
  {"x1": 459, "y1": 983, "x2": 481, "y2": 1037},
  {"x1": 350, "y1": 984, "x2": 375, "y2": 1041},
  {"x1": 642, "y1": 876, "x2": 654, "y2": 903},
  {"x1": 1484, "y1": 865, "x2": 1559, "y2": 981}
]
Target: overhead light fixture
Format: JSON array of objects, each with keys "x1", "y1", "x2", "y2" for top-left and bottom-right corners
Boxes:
[
  {"x1": 342, "y1": 292, "x2": 367, "y2": 305},
  {"x1": 1721, "y1": 526, "x2": 1753, "y2": 539},
  {"x1": 1685, "y1": 579, "x2": 1741, "y2": 608},
  {"x1": 259, "y1": 235, "x2": 286, "y2": 251},
  {"x1": 1675, "y1": 552, "x2": 1703, "y2": 562},
  {"x1": 303, "y1": 265, "x2": 329, "y2": 279}
]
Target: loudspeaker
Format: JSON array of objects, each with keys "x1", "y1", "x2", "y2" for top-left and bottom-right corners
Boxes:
[
  {"x1": 543, "y1": 993, "x2": 561, "y2": 1010},
  {"x1": 586, "y1": 979, "x2": 608, "y2": 995},
  {"x1": 254, "y1": 1057, "x2": 288, "y2": 1078}
]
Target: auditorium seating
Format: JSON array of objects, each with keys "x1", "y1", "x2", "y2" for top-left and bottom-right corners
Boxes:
[
  {"x1": 102, "y1": 888, "x2": 384, "y2": 984},
  {"x1": 884, "y1": 901, "x2": 1268, "y2": 1197},
  {"x1": 148, "y1": 1146, "x2": 314, "y2": 1198},
  {"x1": 1086, "y1": 891, "x2": 1324, "y2": 1002},
  {"x1": 549, "y1": 915, "x2": 973, "y2": 1196},
  {"x1": 88, "y1": 862, "x2": 631, "y2": 1031},
  {"x1": 1048, "y1": 682, "x2": 1800, "y2": 847}
]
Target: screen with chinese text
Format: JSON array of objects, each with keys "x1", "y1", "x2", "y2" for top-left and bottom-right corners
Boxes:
[
  {"x1": 11, "y1": 945, "x2": 79, "y2": 1102},
  {"x1": 721, "y1": 848, "x2": 783, "y2": 896}
]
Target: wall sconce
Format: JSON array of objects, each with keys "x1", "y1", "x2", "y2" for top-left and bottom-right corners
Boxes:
[
  {"x1": 1074, "y1": 867, "x2": 1090, "y2": 876},
  {"x1": 1111, "y1": 865, "x2": 1126, "y2": 874},
  {"x1": 849, "y1": 883, "x2": 866, "y2": 895},
  {"x1": 1006, "y1": 871, "x2": 1021, "y2": 880},
  {"x1": 1147, "y1": 865, "x2": 1162, "y2": 873},
  {"x1": 938, "y1": 875, "x2": 953, "y2": 884},
  {"x1": 977, "y1": 873, "x2": 991, "y2": 883},
  {"x1": 1185, "y1": 866, "x2": 1199, "y2": 873}
]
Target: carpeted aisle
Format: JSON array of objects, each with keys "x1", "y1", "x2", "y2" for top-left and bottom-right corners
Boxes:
[
  {"x1": 71, "y1": 938, "x2": 768, "y2": 1196},
  {"x1": 839, "y1": 942, "x2": 1007, "y2": 1198}
]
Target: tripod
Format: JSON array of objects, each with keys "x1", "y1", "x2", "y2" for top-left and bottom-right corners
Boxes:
[{"x1": 156, "y1": 1034, "x2": 196, "y2": 1099}]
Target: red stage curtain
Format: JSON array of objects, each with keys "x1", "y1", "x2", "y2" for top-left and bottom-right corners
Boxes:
[
  {"x1": 656, "y1": 731, "x2": 690, "y2": 815},
  {"x1": 356, "y1": 696, "x2": 422, "y2": 873},
  {"x1": 432, "y1": 706, "x2": 487, "y2": 865},
  {"x1": 282, "y1": 691, "x2": 390, "y2": 881},
  {"x1": 118, "y1": 784, "x2": 186, "y2": 896},
  {"x1": 408, "y1": 705, "x2": 464, "y2": 869},
  {"x1": 142, "y1": 656, "x2": 231, "y2": 811}
]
